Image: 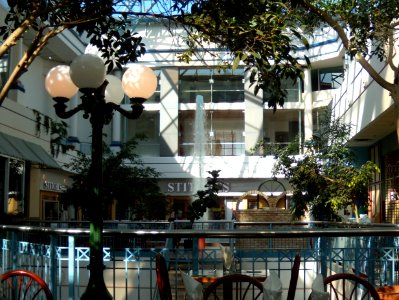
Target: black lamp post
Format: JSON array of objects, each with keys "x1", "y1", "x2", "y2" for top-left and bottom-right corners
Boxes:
[{"x1": 44, "y1": 54, "x2": 157, "y2": 299}]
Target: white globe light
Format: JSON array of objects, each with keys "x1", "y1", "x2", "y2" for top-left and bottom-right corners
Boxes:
[
  {"x1": 44, "y1": 65, "x2": 78, "y2": 99},
  {"x1": 104, "y1": 75, "x2": 124, "y2": 104},
  {"x1": 121, "y1": 65, "x2": 157, "y2": 99},
  {"x1": 69, "y1": 54, "x2": 106, "y2": 89}
]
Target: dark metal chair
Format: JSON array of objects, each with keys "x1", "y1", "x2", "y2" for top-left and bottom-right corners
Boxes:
[
  {"x1": 156, "y1": 253, "x2": 173, "y2": 300},
  {"x1": 309, "y1": 273, "x2": 381, "y2": 300},
  {"x1": 287, "y1": 254, "x2": 301, "y2": 300},
  {"x1": 203, "y1": 273, "x2": 264, "y2": 300},
  {"x1": 1, "y1": 269, "x2": 53, "y2": 300}
]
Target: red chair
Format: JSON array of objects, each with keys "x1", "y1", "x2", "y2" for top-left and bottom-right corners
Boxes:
[
  {"x1": 156, "y1": 253, "x2": 173, "y2": 300},
  {"x1": 287, "y1": 254, "x2": 301, "y2": 300},
  {"x1": 309, "y1": 273, "x2": 380, "y2": 300},
  {"x1": 1, "y1": 269, "x2": 53, "y2": 300},
  {"x1": 203, "y1": 273, "x2": 264, "y2": 300}
]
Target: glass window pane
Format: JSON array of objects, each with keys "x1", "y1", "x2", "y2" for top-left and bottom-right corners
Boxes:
[
  {"x1": 179, "y1": 110, "x2": 245, "y2": 156},
  {"x1": 125, "y1": 111, "x2": 160, "y2": 156},
  {"x1": 179, "y1": 68, "x2": 244, "y2": 103},
  {"x1": 263, "y1": 78, "x2": 301, "y2": 103},
  {"x1": 0, "y1": 157, "x2": 6, "y2": 213},
  {"x1": 0, "y1": 53, "x2": 9, "y2": 88},
  {"x1": 262, "y1": 110, "x2": 303, "y2": 154},
  {"x1": 311, "y1": 67, "x2": 344, "y2": 91},
  {"x1": 8, "y1": 158, "x2": 24, "y2": 216}
]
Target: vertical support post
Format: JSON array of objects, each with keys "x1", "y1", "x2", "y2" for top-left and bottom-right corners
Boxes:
[
  {"x1": 367, "y1": 236, "x2": 375, "y2": 284},
  {"x1": 11, "y1": 231, "x2": 17, "y2": 270},
  {"x1": 192, "y1": 237, "x2": 199, "y2": 276},
  {"x1": 50, "y1": 234, "x2": 58, "y2": 300},
  {"x1": 68, "y1": 235, "x2": 75, "y2": 299},
  {"x1": 320, "y1": 236, "x2": 328, "y2": 277}
]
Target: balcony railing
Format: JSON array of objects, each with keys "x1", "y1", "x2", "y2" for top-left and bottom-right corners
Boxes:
[{"x1": 1, "y1": 221, "x2": 399, "y2": 300}]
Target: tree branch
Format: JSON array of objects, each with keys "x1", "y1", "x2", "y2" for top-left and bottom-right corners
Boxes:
[
  {"x1": 0, "y1": 26, "x2": 65, "y2": 105},
  {"x1": 386, "y1": 24, "x2": 398, "y2": 73},
  {"x1": 0, "y1": 17, "x2": 36, "y2": 58},
  {"x1": 301, "y1": 0, "x2": 394, "y2": 93}
]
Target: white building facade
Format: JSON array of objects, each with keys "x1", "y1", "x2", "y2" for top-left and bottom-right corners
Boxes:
[{"x1": 0, "y1": 6, "x2": 393, "y2": 222}]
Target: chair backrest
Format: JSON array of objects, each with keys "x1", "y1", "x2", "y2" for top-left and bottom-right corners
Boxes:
[
  {"x1": 311, "y1": 273, "x2": 381, "y2": 300},
  {"x1": 1, "y1": 269, "x2": 53, "y2": 300},
  {"x1": 203, "y1": 273, "x2": 264, "y2": 300},
  {"x1": 287, "y1": 254, "x2": 301, "y2": 300},
  {"x1": 156, "y1": 253, "x2": 173, "y2": 300}
]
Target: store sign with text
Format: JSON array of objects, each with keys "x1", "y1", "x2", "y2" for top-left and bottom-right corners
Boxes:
[
  {"x1": 42, "y1": 181, "x2": 67, "y2": 192},
  {"x1": 166, "y1": 181, "x2": 230, "y2": 193}
]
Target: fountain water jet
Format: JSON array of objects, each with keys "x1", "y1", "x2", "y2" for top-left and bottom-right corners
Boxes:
[{"x1": 192, "y1": 95, "x2": 208, "y2": 220}]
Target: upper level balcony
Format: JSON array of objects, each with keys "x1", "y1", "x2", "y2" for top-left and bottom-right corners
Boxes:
[{"x1": 2, "y1": 220, "x2": 399, "y2": 299}]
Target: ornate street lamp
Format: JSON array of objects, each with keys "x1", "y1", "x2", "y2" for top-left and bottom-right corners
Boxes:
[{"x1": 44, "y1": 54, "x2": 157, "y2": 299}]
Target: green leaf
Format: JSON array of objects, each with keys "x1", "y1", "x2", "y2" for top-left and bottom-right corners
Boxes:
[{"x1": 232, "y1": 55, "x2": 241, "y2": 70}]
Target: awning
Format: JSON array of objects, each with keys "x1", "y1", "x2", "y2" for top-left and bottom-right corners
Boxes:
[{"x1": 0, "y1": 132, "x2": 60, "y2": 169}]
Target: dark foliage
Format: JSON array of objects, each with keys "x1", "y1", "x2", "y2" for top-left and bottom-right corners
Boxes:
[
  {"x1": 187, "y1": 170, "x2": 224, "y2": 224},
  {"x1": 59, "y1": 136, "x2": 167, "y2": 220}
]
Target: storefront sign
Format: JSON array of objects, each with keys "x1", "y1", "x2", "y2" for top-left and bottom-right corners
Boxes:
[
  {"x1": 167, "y1": 182, "x2": 193, "y2": 193},
  {"x1": 42, "y1": 181, "x2": 67, "y2": 192},
  {"x1": 166, "y1": 181, "x2": 230, "y2": 193}
]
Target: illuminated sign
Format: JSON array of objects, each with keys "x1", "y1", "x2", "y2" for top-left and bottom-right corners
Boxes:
[{"x1": 42, "y1": 181, "x2": 67, "y2": 192}]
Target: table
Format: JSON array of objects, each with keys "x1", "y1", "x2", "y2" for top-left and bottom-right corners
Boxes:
[
  {"x1": 190, "y1": 269, "x2": 267, "y2": 283},
  {"x1": 190, "y1": 269, "x2": 267, "y2": 299}
]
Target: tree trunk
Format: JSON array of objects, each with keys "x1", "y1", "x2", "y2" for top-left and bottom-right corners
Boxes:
[
  {"x1": 353, "y1": 203, "x2": 359, "y2": 224},
  {"x1": 392, "y1": 91, "x2": 399, "y2": 144}
]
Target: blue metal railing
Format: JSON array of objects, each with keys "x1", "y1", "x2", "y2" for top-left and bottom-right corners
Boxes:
[{"x1": 1, "y1": 221, "x2": 399, "y2": 299}]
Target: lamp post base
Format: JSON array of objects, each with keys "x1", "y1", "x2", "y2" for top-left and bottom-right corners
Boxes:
[{"x1": 80, "y1": 281, "x2": 113, "y2": 300}]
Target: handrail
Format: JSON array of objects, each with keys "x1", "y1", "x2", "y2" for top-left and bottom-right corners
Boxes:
[
  {"x1": 1, "y1": 221, "x2": 399, "y2": 298},
  {"x1": 2, "y1": 223, "x2": 399, "y2": 238}
]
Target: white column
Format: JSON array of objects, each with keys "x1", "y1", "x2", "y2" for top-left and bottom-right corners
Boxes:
[
  {"x1": 303, "y1": 68, "x2": 313, "y2": 142},
  {"x1": 67, "y1": 94, "x2": 81, "y2": 149},
  {"x1": 8, "y1": 40, "x2": 24, "y2": 101},
  {"x1": 111, "y1": 70, "x2": 122, "y2": 152},
  {"x1": 159, "y1": 68, "x2": 179, "y2": 156},
  {"x1": 244, "y1": 73, "x2": 264, "y2": 155},
  {"x1": 111, "y1": 112, "x2": 122, "y2": 151},
  {"x1": 70, "y1": 94, "x2": 79, "y2": 138}
]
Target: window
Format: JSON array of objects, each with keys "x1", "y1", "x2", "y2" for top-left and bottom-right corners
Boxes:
[
  {"x1": 312, "y1": 107, "x2": 329, "y2": 132},
  {"x1": 179, "y1": 68, "x2": 244, "y2": 103},
  {"x1": 263, "y1": 78, "x2": 302, "y2": 103},
  {"x1": 125, "y1": 111, "x2": 160, "y2": 156},
  {"x1": 0, "y1": 53, "x2": 8, "y2": 89},
  {"x1": 262, "y1": 110, "x2": 303, "y2": 153},
  {"x1": 311, "y1": 67, "x2": 344, "y2": 91},
  {"x1": 179, "y1": 110, "x2": 245, "y2": 156},
  {"x1": 42, "y1": 191, "x2": 59, "y2": 221},
  {"x1": 0, "y1": 157, "x2": 25, "y2": 216}
]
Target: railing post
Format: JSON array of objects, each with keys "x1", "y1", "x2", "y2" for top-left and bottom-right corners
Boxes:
[
  {"x1": 50, "y1": 234, "x2": 58, "y2": 300},
  {"x1": 354, "y1": 237, "x2": 361, "y2": 278},
  {"x1": 11, "y1": 231, "x2": 18, "y2": 270},
  {"x1": 68, "y1": 235, "x2": 75, "y2": 299},
  {"x1": 320, "y1": 236, "x2": 328, "y2": 277},
  {"x1": 367, "y1": 236, "x2": 375, "y2": 284},
  {"x1": 192, "y1": 237, "x2": 199, "y2": 276},
  {"x1": 2, "y1": 238, "x2": 7, "y2": 272}
]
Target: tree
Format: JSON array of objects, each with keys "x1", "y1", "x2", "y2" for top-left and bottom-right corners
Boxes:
[
  {"x1": 0, "y1": 0, "x2": 309, "y2": 111},
  {"x1": 272, "y1": 110, "x2": 379, "y2": 221},
  {"x1": 294, "y1": 0, "x2": 399, "y2": 141},
  {"x1": 0, "y1": 0, "x2": 150, "y2": 105},
  {"x1": 4, "y1": 0, "x2": 398, "y2": 131},
  {"x1": 174, "y1": 0, "x2": 309, "y2": 110},
  {"x1": 59, "y1": 137, "x2": 167, "y2": 220},
  {"x1": 187, "y1": 170, "x2": 223, "y2": 224}
]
